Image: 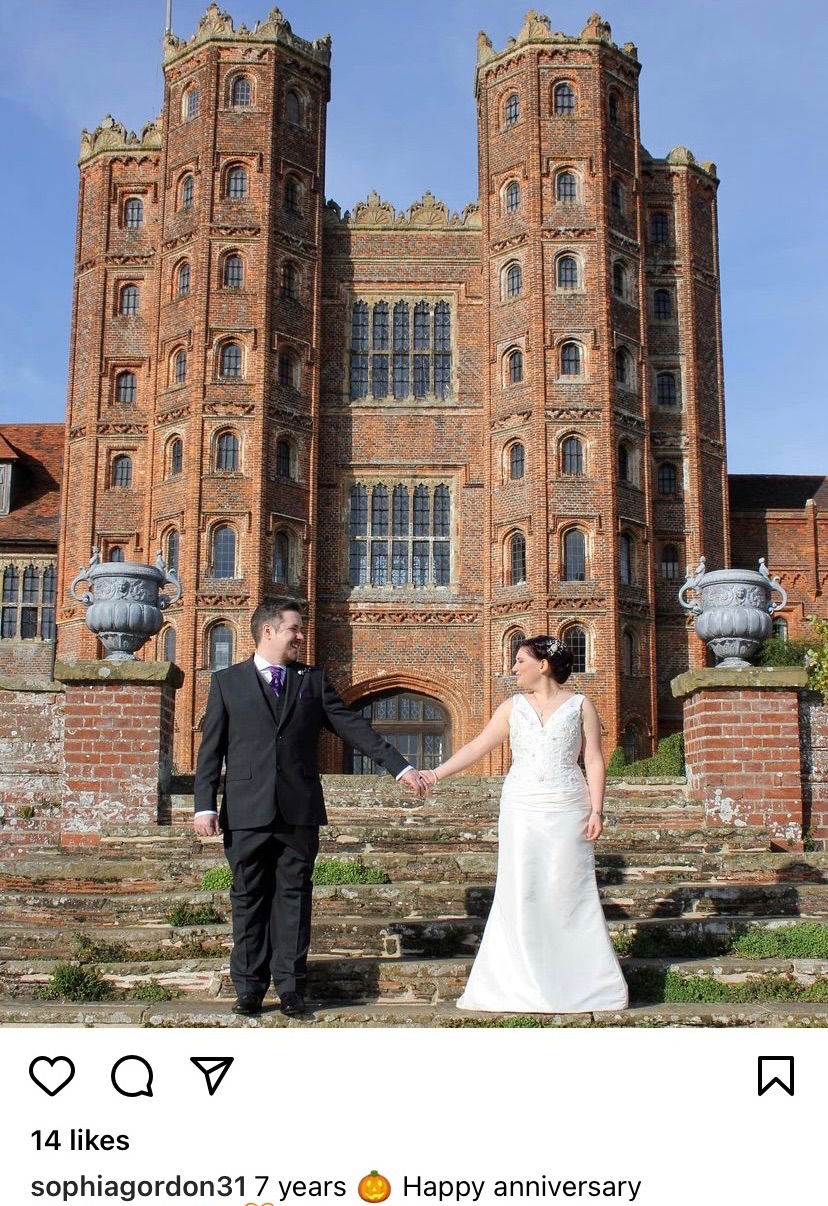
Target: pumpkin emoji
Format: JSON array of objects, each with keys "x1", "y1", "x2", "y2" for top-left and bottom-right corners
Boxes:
[{"x1": 358, "y1": 1171, "x2": 391, "y2": 1203}]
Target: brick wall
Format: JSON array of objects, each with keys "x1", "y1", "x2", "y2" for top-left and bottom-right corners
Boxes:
[
  {"x1": 801, "y1": 692, "x2": 828, "y2": 843},
  {"x1": 0, "y1": 678, "x2": 64, "y2": 850}
]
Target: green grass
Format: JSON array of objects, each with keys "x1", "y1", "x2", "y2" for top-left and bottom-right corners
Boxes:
[
  {"x1": 130, "y1": 980, "x2": 172, "y2": 1002},
  {"x1": 36, "y1": 962, "x2": 112, "y2": 1002},
  {"x1": 312, "y1": 857, "x2": 390, "y2": 885},
  {"x1": 627, "y1": 966, "x2": 828, "y2": 1004},
  {"x1": 73, "y1": 933, "x2": 128, "y2": 963},
  {"x1": 731, "y1": 923, "x2": 828, "y2": 959},
  {"x1": 200, "y1": 866, "x2": 233, "y2": 891},
  {"x1": 614, "y1": 922, "x2": 828, "y2": 961},
  {"x1": 165, "y1": 902, "x2": 224, "y2": 927}
]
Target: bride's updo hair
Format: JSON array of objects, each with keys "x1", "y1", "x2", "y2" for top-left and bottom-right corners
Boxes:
[{"x1": 518, "y1": 635, "x2": 573, "y2": 684}]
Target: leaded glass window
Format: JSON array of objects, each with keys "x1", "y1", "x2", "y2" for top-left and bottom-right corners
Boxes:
[
  {"x1": 276, "y1": 440, "x2": 292, "y2": 478},
  {"x1": 274, "y1": 532, "x2": 290, "y2": 584},
  {"x1": 178, "y1": 261, "x2": 191, "y2": 298},
  {"x1": 227, "y1": 166, "x2": 248, "y2": 200},
  {"x1": 563, "y1": 529, "x2": 586, "y2": 581},
  {"x1": 654, "y1": 289, "x2": 672, "y2": 320},
  {"x1": 349, "y1": 482, "x2": 450, "y2": 589},
  {"x1": 216, "y1": 432, "x2": 239, "y2": 471},
  {"x1": 166, "y1": 528, "x2": 179, "y2": 573},
  {"x1": 651, "y1": 212, "x2": 669, "y2": 244},
  {"x1": 163, "y1": 627, "x2": 177, "y2": 662},
  {"x1": 657, "y1": 372, "x2": 678, "y2": 406},
  {"x1": 508, "y1": 348, "x2": 523, "y2": 384},
  {"x1": 506, "y1": 263, "x2": 522, "y2": 298},
  {"x1": 565, "y1": 626, "x2": 587, "y2": 673},
  {"x1": 509, "y1": 443, "x2": 525, "y2": 480},
  {"x1": 350, "y1": 299, "x2": 451, "y2": 401},
  {"x1": 557, "y1": 256, "x2": 578, "y2": 289},
  {"x1": 554, "y1": 82, "x2": 576, "y2": 115},
  {"x1": 111, "y1": 455, "x2": 132, "y2": 488},
  {"x1": 124, "y1": 197, "x2": 143, "y2": 229},
  {"x1": 210, "y1": 624, "x2": 233, "y2": 671},
  {"x1": 619, "y1": 533, "x2": 633, "y2": 585},
  {"x1": 169, "y1": 438, "x2": 183, "y2": 476},
  {"x1": 181, "y1": 174, "x2": 194, "y2": 210},
  {"x1": 661, "y1": 544, "x2": 680, "y2": 580},
  {"x1": 232, "y1": 77, "x2": 252, "y2": 107},
  {"x1": 220, "y1": 343, "x2": 242, "y2": 378},
  {"x1": 557, "y1": 172, "x2": 577, "y2": 202},
  {"x1": 116, "y1": 371, "x2": 136, "y2": 404},
  {"x1": 658, "y1": 461, "x2": 678, "y2": 496},
  {"x1": 224, "y1": 254, "x2": 244, "y2": 288},
  {"x1": 560, "y1": 342, "x2": 581, "y2": 376},
  {"x1": 506, "y1": 181, "x2": 520, "y2": 213},
  {"x1": 174, "y1": 348, "x2": 187, "y2": 384},
  {"x1": 562, "y1": 437, "x2": 583, "y2": 476},
  {"x1": 211, "y1": 526, "x2": 236, "y2": 578},
  {"x1": 120, "y1": 284, "x2": 139, "y2": 316},
  {"x1": 505, "y1": 93, "x2": 520, "y2": 125},
  {"x1": 509, "y1": 532, "x2": 526, "y2": 585}
]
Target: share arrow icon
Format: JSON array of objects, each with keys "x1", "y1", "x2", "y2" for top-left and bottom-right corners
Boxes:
[{"x1": 190, "y1": 1057, "x2": 234, "y2": 1097}]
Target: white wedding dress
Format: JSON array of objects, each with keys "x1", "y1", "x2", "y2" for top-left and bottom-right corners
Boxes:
[{"x1": 457, "y1": 692, "x2": 628, "y2": 1014}]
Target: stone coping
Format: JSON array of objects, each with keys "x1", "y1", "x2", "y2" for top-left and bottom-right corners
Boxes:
[
  {"x1": 671, "y1": 667, "x2": 808, "y2": 698},
  {"x1": 0, "y1": 675, "x2": 63, "y2": 693},
  {"x1": 54, "y1": 659, "x2": 185, "y2": 688}
]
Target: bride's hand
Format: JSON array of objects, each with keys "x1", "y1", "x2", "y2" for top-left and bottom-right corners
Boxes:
[
  {"x1": 420, "y1": 768, "x2": 439, "y2": 791},
  {"x1": 586, "y1": 810, "x2": 603, "y2": 842}
]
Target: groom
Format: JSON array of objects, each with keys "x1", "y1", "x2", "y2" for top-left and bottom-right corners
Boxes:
[{"x1": 193, "y1": 599, "x2": 424, "y2": 1016}]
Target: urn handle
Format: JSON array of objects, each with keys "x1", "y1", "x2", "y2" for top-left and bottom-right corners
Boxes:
[
  {"x1": 68, "y1": 547, "x2": 101, "y2": 605},
  {"x1": 155, "y1": 550, "x2": 183, "y2": 610},
  {"x1": 758, "y1": 558, "x2": 787, "y2": 615},
  {"x1": 677, "y1": 555, "x2": 706, "y2": 616}
]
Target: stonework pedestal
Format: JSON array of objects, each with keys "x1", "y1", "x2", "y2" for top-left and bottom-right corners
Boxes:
[
  {"x1": 54, "y1": 659, "x2": 184, "y2": 848},
  {"x1": 671, "y1": 667, "x2": 808, "y2": 845}
]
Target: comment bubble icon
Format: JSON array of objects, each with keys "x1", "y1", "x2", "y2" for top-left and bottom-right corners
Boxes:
[{"x1": 111, "y1": 1055, "x2": 154, "y2": 1098}]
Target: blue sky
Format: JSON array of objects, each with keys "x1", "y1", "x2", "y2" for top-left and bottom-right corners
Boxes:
[{"x1": 1, "y1": 0, "x2": 825, "y2": 474}]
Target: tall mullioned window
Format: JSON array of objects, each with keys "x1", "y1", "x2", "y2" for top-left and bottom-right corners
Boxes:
[
  {"x1": 349, "y1": 299, "x2": 452, "y2": 401},
  {"x1": 1, "y1": 563, "x2": 56, "y2": 640},
  {"x1": 348, "y1": 482, "x2": 451, "y2": 588}
]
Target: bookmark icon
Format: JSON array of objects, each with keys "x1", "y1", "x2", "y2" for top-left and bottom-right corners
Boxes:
[{"x1": 190, "y1": 1056, "x2": 234, "y2": 1096}]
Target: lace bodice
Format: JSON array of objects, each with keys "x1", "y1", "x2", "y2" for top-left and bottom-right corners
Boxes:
[{"x1": 505, "y1": 692, "x2": 587, "y2": 794}]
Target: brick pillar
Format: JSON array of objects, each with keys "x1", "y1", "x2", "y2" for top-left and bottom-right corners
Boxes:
[
  {"x1": 672, "y1": 667, "x2": 808, "y2": 846},
  {"x1": 54, "y1": 660, "x2": 184, "y2": 849},
  {"x1": 801, "y1": 692, "x2": 828, "y2": 844}
]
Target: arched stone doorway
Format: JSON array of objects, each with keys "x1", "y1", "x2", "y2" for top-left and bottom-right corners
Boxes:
[{"x1": 346, "y1": 689, "x2": 452, "y2": 774}]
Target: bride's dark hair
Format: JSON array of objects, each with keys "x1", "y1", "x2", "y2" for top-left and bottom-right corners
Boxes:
[{"x1": 518, "y1": 635, "x2": 574, "y2": 685}]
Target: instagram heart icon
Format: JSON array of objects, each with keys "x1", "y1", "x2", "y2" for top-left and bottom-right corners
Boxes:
[{"x1": 29, "y1": 1056, "x2": 76, "y2": 1097}]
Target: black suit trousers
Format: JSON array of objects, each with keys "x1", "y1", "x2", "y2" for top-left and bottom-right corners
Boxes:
[{"x1": 223, "y1": 820, "x2": 320, "y2": 997}]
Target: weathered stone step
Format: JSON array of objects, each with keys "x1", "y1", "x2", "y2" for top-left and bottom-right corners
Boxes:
[{"x1": 0, "y1": 997, "x2": 825, "y2": 1028}]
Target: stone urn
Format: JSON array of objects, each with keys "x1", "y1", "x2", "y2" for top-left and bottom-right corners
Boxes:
[
  {"x1": 677, "y1": 557, "x2": 787, "y2": 668},
  {"x1": 69, "y1": 549, "x2": 182, "y2": 661}
]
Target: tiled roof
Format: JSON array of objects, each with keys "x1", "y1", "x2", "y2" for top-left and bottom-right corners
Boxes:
[
  {"x1": 0, "y1": 424, "x2": 64, "y2": 546},
  {"x1": 728, "y1": 474, "x2": 828, "y2": 511}
]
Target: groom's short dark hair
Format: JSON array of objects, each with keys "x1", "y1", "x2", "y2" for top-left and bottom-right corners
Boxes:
[{"x1": 251, "y1": 599, "x2": 303, "y2": 643}]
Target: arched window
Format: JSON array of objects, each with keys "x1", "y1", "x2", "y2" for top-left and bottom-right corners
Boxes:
[
  {"x1": 276, "y1": 439, "x2": 292, "y2": 478},
  {"x1": 658, "y1": 461, "x2": 678, "y2": 496},
  {"x1": 173, "y1": 348, "x2": 187, "y2": 385},
  {"x1": 612, "y1": 261, "x2": 627, "y2": 298},
  {"x1": 657, "y1": 372, "x2": 678, "y2": 406},
  {"x1": 209, "y1": 623, "x2": 233, "y2": 671},
  {"x1": 223, "y1": 254, "x2": 244, "y2": 289},
  {"x1": 166, "y1": 528, "x2": 180, "y2": 573},
  {"x1": 615, "y1": 346, "x2": 633, "y2": 387},
  {"x1": 219, "y1": 342, "x2": 242, "y2": 378},
  {"x1": 168, "y1": 438, "x2": 183, "y2": 477},
  {"x1": 618, "y1": 442, "x2": 630, "y2": 482},
  {"x1": 505, "y1": 92, "x2": 520, "y2": 126},
  {"x1": 210, "y1": 526, "x2": 236, "y2": 578},
  {"x1": 505, "y1": 262, "x2": 522, "y2": 299},
  {"x1": 176, "y1": 260, "x2": 190, "y2": 299},
  {"x1": 115, "y1": 371, "x2": 136, "y2": 404},
  {"x1": 553, "y1": 82, "x2": 576, "y2": 115},
  {"x1": 278, "y1": 351, "x2": 298, "y2": 389},
  {"x1": 226, "y1": 166, "x2": 248, "y2": 200},
  {"x1": 509, "y1": 442, "x2": 525, "y2": 480},
  {"x1": 562, "y1": 436, "x2": 584, "y2": 476},
  {"x1": 619, "y1": 533, "x2": 634, "y2": 585},
  {"x1": 661, "y1": 544, "x2": 680, "y2": 580},
  {"x1": 608, "y1": 90, "x2": 620, "y2": 127},
  {"x1": 182, "y1": 86, "x2": 199, "y2": 121},
  {"x1": 508, "y1": 532, "x2": 526, "y2": 585},
  {"x1": 273, "y1": 531, "x2": 291, "y2": 584},
  {"x1": 284, "y1": 175, "x2": 301, "y2": 213},
  {"x1": 610, "y1": 178, "x2": 623, "y2": 214},
  {"x1": 560, "y1": 341, "x2": 581, "y2": 376},
  {"x1": 622, "y1": 723, "x2": 641, "y2": 764},
  {"x1": 119, "y1": 284, "x2": 139, "y2": 316},
  {"x1": 622, "y1": 629, "x2": 635, "y2": 676},
  {"x1": 505, "y1": 180, "x2": 520, "y2": 213},
  {"x1": 350, "y1": 691, "x2": 451, "y2": 775},
  {"x1": 556, "y1": 171, "x2": 577, "y2": 202},
  {"x1": 508, "y1": 629, "x2": 526, "y2": 669},
  {"x1": 654, "y1": 289, "x2": 672, "y2": 320},
  {"x1": 180, "y1": 174, "x2": 194, "y2": 210},
  {"x1": 773, "y1": 618, "x2": 789, "y2": 641},
  {"x1": 281, "y1": 262, "x2": 298, "y2": 300},
  {"x1": 651, "y1": 212, "x2": 669, "y2": 244},
  {"x1": 111, "y1": 454, "x2": 132, "y2": 488},
  {"x1": 109, "y1": 547, "x2": 125, "y2": 563},
  {"x1": 285, "y1": 90, "x2": 301, "y2": 125},
  {"x1": 564, "y1": 625, "x2": 588, "y2": 674},
  {"x1": 507, "y1": 348, "x2": 524, "y2": 385},
  {"x1": 216, "y1": 431, "x2": 239, "y2": 472},
  {"x1": 124, "y1": 197, "x2": 143, "y2": 229},
  {"x1": 557, "y1": 255, "x2": 578, "y2": 289},
  {"x1": 162, "y1": 626, "x2": 177, "y2": 663},
  {"x1": 563, "y1": 529, "x2": 587, "y2": 581},
  {"x1": 232, "y1": 76, "x2": 252, "y2": 107}
]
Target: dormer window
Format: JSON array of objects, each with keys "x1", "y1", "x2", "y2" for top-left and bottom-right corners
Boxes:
[{"x1": 0, "y1": 462, "x2": 10, "y2": 515}]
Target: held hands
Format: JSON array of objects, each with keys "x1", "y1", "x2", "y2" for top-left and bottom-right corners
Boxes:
[
  {"x1": 400, "y1": 768, "x2": 431, "y2": 798},
  {"x1": 586, "y1": 810, "x2": 603, "y2": 842},
  {"x1": 194, "y1": 812, "x2": 220, "y2": 837}
]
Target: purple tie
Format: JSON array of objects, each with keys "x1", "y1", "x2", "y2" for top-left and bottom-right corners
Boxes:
[{"x1": 267, "y1": 665, "x2": 284, "y2": 696}]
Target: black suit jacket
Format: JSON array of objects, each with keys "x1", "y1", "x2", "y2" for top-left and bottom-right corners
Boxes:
[{"x1": 193, "y1": 657, "x2": 409, "y2": 828}]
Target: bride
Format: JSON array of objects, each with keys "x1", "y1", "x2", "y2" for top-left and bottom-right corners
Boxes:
[{"x1": 420, "y1": 636, "x2": 628, "y2": 1014}]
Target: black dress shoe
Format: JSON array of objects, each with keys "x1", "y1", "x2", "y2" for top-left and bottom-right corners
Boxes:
[
  {"x1": 232, "y1": 994, "x2": 263, "y2": 1016},
  {"x1": 279, "y1": 991, "x2": 305, "y2": 1017}
]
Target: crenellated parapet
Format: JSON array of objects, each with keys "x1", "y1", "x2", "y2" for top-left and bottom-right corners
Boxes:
[
  {"x1": 79, "y1": 114, "x2": 163, "y2": 164},
  {"x1": 476, "y1": 9, "x2": 637, "y2": 81},
  {"x1": 325, "y1": 190, "x2": 481, "y2": 231},
  {"x1": 162, "y1": 3, "x2": 331, "y2": 66}
]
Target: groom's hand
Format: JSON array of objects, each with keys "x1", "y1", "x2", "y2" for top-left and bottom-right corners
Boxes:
[
  {"x1": 400, "y1": 769, "x2": 427, "y2": 798},
  {"x1": 194, "y1": 812, "x2": 220, "y2": 837}
]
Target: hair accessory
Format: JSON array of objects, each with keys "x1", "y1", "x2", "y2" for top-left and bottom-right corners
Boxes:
[{"x1": 544, "y1": 637, "x2": 566, "y2": 657}]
